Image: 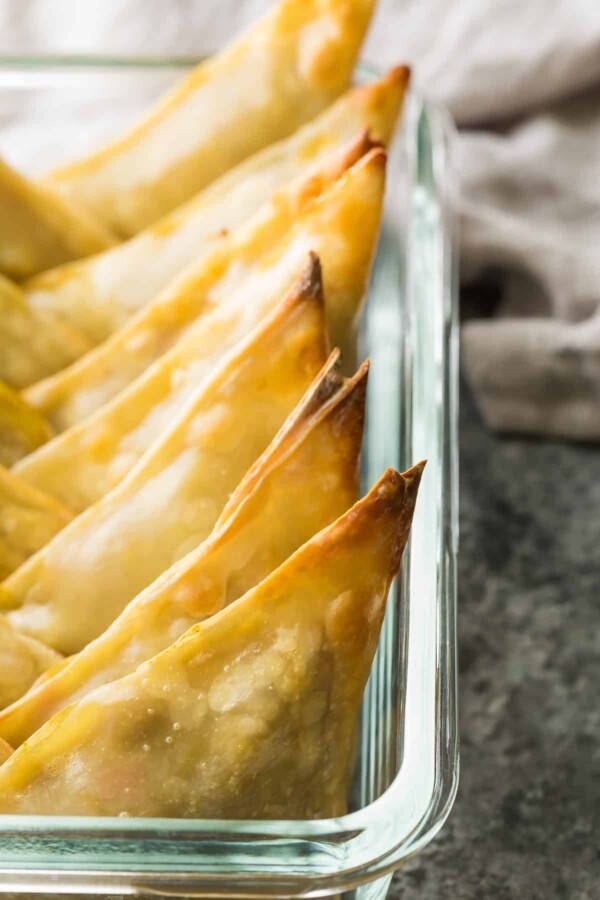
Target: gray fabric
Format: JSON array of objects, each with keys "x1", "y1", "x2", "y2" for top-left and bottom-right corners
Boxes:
[{"x1": 1, "y1": 0, "x2": 599, "y2": 439}]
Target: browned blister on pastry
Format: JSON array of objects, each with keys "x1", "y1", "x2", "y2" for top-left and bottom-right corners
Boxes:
[{"x1": 0, "y1": 464, "x2": 424, "y2": 817}]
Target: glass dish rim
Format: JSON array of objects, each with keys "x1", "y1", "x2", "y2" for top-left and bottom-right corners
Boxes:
[{"x1": 0, "y1": 56, "x2": 459, "y2": 896}]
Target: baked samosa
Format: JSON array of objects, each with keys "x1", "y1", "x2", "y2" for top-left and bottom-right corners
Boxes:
[
  {"x1": 0, "y1": 615, "x2": 62, "y2": 712},
  {"x1": 0, "y1": 355, "x2": 367, "y2": 746},
  {"x1": 0, "y1": 156, "x2": 115, "y2": 282},
  {"x1": 16, "y1": 257, "x2": 324, "y2": 513},
  {"x1": 2, "y1": 279, "x2": 328, "y2": 654},
  {"x1": 27, "y1": 148, "x2": 386, "y2": 432},
  {"x1": 24, "y1": 68, "x2": 407, "y2": 356},
  {"x1": 45, "y1": 0, "x2": 377, "y2": 237},
  {"x1": 0, "y1": 274, "x2": 92, "y2": 391},
  {"x1": 0, "y1": 465, "x2": 423, "y2": 817},
  {"x1": 0, "y1": 381, "x2": 54, "y2": 467},
  {"x1": 0, "y1": 464, "x2": 72, "y2": 580}
]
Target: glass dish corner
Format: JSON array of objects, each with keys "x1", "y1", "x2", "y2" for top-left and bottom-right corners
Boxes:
[{"x1": 0, "y1": 58, "x2": 459, "y2": 898}]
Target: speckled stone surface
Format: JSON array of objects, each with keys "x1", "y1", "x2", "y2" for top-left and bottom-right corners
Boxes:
[{"x1": 390, "y1": 377, "x2": 600, "y2": 900}]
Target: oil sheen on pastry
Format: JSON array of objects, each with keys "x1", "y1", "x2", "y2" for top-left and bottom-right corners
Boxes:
[
  {"x1": 0, "y1": 354, "x2": 367, "y2": 746},
  {"x1": 2, "y1": 281, "x2": 328, "y2": 654},
  {"x1": 27, "y1": 148, "x2": 386, "y2": 433},
  {"x1": 23, "y1": 68, "x2": 407, "y2": 352},
  {"x1": 45, "y1": 0, "x2": 378, "y2": 237},
  {"x1": 0, "y1": 465, "x2": 424, "y2": 816}
]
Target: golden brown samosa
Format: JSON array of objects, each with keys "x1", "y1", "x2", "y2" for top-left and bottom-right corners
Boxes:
[
  {"x1": 0, "y1": 274, "x2": 92, "y2": 391},
  {"x1": 23, "y1": 68, "x2": 407, "y2": 358},
  {"x1": 0, "y1": 355, "x2": 367, "y2": 746},
  {"x1": 2, "y1": 277, "x2": 328, "y2": 655},
  {"x1": 0, "y1": 616, "x2": 62, "y2": 712},
  {"x1": 45, "y1": 0, "x2": 378, "y2": 237},
  {"x1": 0, "y1": 381, "x2": 54, "y2": 467},
  {"x1": 16, "y1": 257, "x2": 325, "y2": 513},
  {"x1": 27, "y1": 148, "x2": 386, "y2": 432},
  {"x1": 0, "y1": 156, "x2": 115, "y2": 281},
  {"x1": 0, "y1": 465, "x2": 423, "y2": 817},
  {"x1": 0, "y1": 464, "x2": 72, "y2": 580}
]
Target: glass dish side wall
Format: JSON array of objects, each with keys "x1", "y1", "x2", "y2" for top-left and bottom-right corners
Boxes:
[{"x1": 0, "y1": 59, "x2": 458, "y2": 897}]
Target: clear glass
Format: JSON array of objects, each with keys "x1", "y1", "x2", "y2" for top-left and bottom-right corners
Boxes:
[{"x1": 0, "y1": 58, "x2": 459, "y2": 898}]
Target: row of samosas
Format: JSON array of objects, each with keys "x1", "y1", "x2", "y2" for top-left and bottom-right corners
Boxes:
[{"x1": 0, "y1": 0, "x2": 423, "y2": 818}]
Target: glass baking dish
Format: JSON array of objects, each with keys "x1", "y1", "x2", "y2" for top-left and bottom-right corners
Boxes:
[{"x1": 0, "y1": 58, "x2": 459, "y2": 899}]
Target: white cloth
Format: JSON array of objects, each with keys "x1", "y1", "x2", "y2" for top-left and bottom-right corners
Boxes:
[{"x1": 1, "y1": 0, "x2": 599, "y2": 439}]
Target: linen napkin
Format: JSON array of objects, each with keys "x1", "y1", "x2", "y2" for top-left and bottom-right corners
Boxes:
[{"x1": 1, "y1": 0, "x2": 599, "y2": 439}]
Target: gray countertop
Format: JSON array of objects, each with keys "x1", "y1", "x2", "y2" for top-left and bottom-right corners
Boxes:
[{"x1": 391, "y1": 377, "x2": 600, "y2": 900}]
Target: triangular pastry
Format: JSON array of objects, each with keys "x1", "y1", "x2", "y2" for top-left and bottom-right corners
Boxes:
[
  {"x1": 16, "y1": 260, "x2": 327, "y2": 514},
  {"x1": 23, "y1": 68, "x2": 407, "y2": 359},
  {"x1": 26, "y1": 148, "x2": 386, "y2": 432},
  {"x1": 2, "y1": 277, "x2": 328, "y2": 654},
  {"x1": 45, "y1": 0, "x2": 378, "y2": 237},
  {"x1": 0, "y1": 465, "x2": 423, "y2": 817},
  {"x1": 0, "y1": 355, "x2": 367, "y2": 746}
]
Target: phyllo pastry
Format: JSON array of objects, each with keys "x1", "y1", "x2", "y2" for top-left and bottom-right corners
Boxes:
[
  {"x1": 1, "y1": 276, "x2": 328, "y2": 655},
  {"x1": 0, "y1": 353, "x2": 367, "y2": 746},
  {"x1": 22, "y1": 67, "x2": 407, "y2": 369},
  {"x1": 0, "y1": 465, "x2": 72, "y2": 581},
  {"x1": 0, "y1": 465, "x2": 423, "y2": 817},
  {"x1": 0, "y1": 615, "x2": 62, "y2": 712},
  {"x1": 0, "y1": 381, "x2": 54, "y2": 467},
  {"x1": 44, "y1": 0, "x2": 377, "y2": 237},
  {"x1": 0, "y1": 274, "x2": 92, "y2": 391},
  {"x1": 15, "y1": 257, "x2": 325, "y2": 513},
  {"x1": 0, "y1": 156, "x2": 115, "y2": 282},
  {"x1": 26, "y1": 147, "x2": 386, "y2": 432}
]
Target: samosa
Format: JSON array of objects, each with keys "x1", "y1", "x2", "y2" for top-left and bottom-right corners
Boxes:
[
  {"x1": 0, "y1": 465, "x2": 423, "y2": 817},
  {"x1": 0, "y1": 354, "x2": 367, "y2": 746},
  {"x1": 45, "y1": 0, "x2": 378, "y2": 237},
  {"x1": 2, "y1": 276, "x2": 328, "y2": 654},
  {"x1": 23, "y1": 68, "x2": 407, "y2": 357},
  {"x1": 27, "y1": 148, "x2": 386, "y2": 433},
  {"x1": 16, "y1": 257, "x2": 324, "y2": 513}
]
